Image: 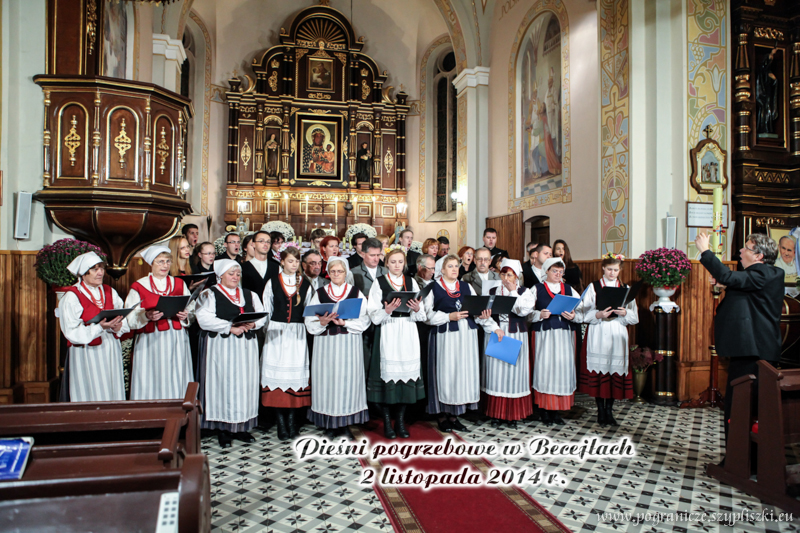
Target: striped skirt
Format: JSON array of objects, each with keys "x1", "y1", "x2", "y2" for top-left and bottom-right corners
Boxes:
[
  {"x1": 200, "y1": 333, "x2": 260, "y2": 430},
  {"x1": 426, "y1": 320, "x2": 480, "y2": 416},
  {"x1": 308, "y1": 333, "x2": 368, "y2": 428},
  {"x1": 67, "y1": 340, "x2": 126, "y2": 402},
  {"x1": 130, "y1": 327, "x2": 193, "y2": 400},
  {"x1": 481, "y1": 327, "x2": 530, "y2": 398},
  {"x1": 532, "y1": 328, "x2": 576, "y2": 397}
]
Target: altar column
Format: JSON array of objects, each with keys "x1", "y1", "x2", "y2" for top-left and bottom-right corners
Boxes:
[{"x1": 453, "y1": 67, "x2": 490, "y2": 248}]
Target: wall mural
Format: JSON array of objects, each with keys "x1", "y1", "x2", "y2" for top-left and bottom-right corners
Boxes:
[
  {"x1": 508, "y1": 0, "x2": 570, "y2": 212},
  {"x1": 686, "y1": 0, "x2": 728, "y2": 257},
  {"x1": 103, "y1": 0, "x2": 128, "y2": 79},
  {"x1": 599, "y1": 0, "x2": 630, "y2": 256}
]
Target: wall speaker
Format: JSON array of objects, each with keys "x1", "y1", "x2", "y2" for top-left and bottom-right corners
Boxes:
[
  {"x1": 14, "y1": 192, "x2": 33, "y2": 240},
  {"x1": 664, "y1": 214, "x2": 677, "y2": 249}
]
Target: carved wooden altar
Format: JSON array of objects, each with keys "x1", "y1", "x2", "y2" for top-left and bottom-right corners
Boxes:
[{"x1": 225, "y1": 4, "x2": 409, "y2": 238}]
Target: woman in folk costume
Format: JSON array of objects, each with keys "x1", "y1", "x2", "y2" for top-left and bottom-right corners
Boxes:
[
  {"x1": 305, "y1": 256, "x2": 371, "y2": 440},
  {"x1": 58, "y1": 252, "x2": 129, "y2": 402},
  {"x1": 424, "y1": 254, "x2": 498, "y2": 433},
  {"x1": 196, "y1": 259, "x2": 266, "y2": 448},
  {"x1": 261, "y1": 245, "x2": 313, "y2": 441},
  {"x1": 530, "y1": 257, "x2": 581, "y2": 426},
  {"x1": 578, "y1": 253, "x2": 639, "y2": 426},
  {"x1": 367, "y1": 247, "x2": 426, "y2": 439},
  {"x1": 481, "y1": 259, "x2": 535, "y2": 428},
  {"x1": 125, "y1": 246, "x2": 194, "y2": 400}
]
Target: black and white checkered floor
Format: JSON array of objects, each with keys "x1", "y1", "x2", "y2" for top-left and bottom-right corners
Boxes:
[{"x1": 202, "y1": 395, "x2": 799, "y2": 532}]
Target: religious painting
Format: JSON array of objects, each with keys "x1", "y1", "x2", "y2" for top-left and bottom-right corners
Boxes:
[
  {"x1": 689, "y1": 137, "x2": 728, "y2": 195},
  {"x1": 767, "y1": 225, "x2": 798, "y2": 286},
  {"x1": 300, "y1": 120, "x2": 338, "y2": 178},
  {"x1": 102, "y1": 0, "x2": 128, "y2": 79},
  {"x1": 307, "y1": 58, "x2": 334, "y2": 92},
  {"x1": 518, "y1": 12, "x2": 562, "y2": 198}
]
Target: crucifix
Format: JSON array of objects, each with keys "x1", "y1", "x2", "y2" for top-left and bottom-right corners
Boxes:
[{"x1": 703, "y1": 124, "x2": 714, "y2": 139}]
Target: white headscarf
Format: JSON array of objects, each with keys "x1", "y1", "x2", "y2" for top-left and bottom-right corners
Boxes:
[
  {"x1": 214, "y1": 259, "x2": 240, "y2": 279},
  {"x1": 66, "y1": 252, "x2": 104, "y2": 277},
  {"x1": 499, "y1": 258, "x2": 523, "y2": 280},
  {"x1": 326, "y1": 256, "x2": 349, "y2": 276},
  {"x1": 542, "y1": 257, "x2": 565, "y2": 273},
  {"x1": 141, "y1": 245, "x2": 171, "y2": 265}
]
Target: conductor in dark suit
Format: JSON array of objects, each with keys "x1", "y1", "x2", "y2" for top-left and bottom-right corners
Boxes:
[{"x1": 696, "y1": 231, "x2": 784, "y2": 439}]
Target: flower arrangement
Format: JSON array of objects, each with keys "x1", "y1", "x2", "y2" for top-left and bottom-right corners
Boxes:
[
  {"x1": 35, "y1": 238, "x2": 107, "y2": 288},
  {"x1": 629, "y1": 345, "x2": 663, "y2": 373},
  {"x1": 261, "y1": 221, "x2": 295, "y2": 241},
  {"x1": 279, "y1": 241, "x2": 300, "y2": 253},
  {"x1": 410, "y1": 240, "x2": 423, "y2": 253},
  {"x1": 384, "y1": 243, "x2": 405, "y2": 255},
  {"x1": 344, "y1": 223, "x2": 378, "y2": 243},
  {"x1": 635, "y1": 247, "x2": 691, "y2": 287},
  {"x1": 603, "y1": 252, "x2": 626, "y2": 261}
]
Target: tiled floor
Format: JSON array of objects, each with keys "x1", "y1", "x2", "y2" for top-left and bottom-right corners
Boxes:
[{"x1": 203, "y1": 395, "x2": 799, "y2": 532}]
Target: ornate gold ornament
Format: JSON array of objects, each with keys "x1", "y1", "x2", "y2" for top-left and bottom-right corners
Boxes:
[
  {"x1": 290, "y1": 134, "x2": 296, "y2": 157},
  {"x1": 268, "y1": 71, "x2": 278, "y2": 92},
  {"x1": 384, "y1": 147, "x2": 394, "y2": 173},
  {"x1": 241, "y1": 138, "x2": 252, "y2": 169},
  {"x1": 64, "y1": 115, "x2": 81, "y2": 166},
  {"x1": 753, "y1": 27, "x2": 784, "y2": 40},
  {"x1": 361, "y1": 68, "x2": 369, "y2": 77},
  {"x1": 342, "y1": 137, "x2": 348, "y2": 155},
  {"x1": 291, "y1": 107, "x2": 300, "y2": 115},
  {"x1": 157, "y1": 127, "x2": 170, "y2": 175},
  {"x1": 309, "y1": 180, "x2": 331, "y2": 187},
  {"x1": 310, "y1": 109, "x2": 331, "y2": 114},
  {"x1": 296, "y1": 18, "x2": 346, "y2": 49},
  {"x1": 86, "y1": 0, "x2": 97, "y2": 55},
  {"x1": 361, "y1": 79, "x2": 370, "y2": 100},
  {"x1": 334, "y1": 52, "x2": 347, "y2": 65},
  {"x1": 290, "y1": 179, "x2": 296, "y2": 185},
  {"x1": 309, "y1": 93, "x2": 332, "y2": 100},
  {"x1": 114, "y1": 118, "x2": 132, "y2": 168},
  {"x1": 271, "y1": 60, "x2": 280, "y2": 69}
]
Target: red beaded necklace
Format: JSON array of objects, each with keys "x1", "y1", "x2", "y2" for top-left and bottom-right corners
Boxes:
[
  {"x1": 80, "y1": 281, "x2": 105, "y2": 309},
  {"x1": 149, "y1": 274, "x2": 173, "y2": 296},
  {"x1": 601, "y1": 277, "x2": 620, "y2": 288},
  {"x1": 387, "y1": 273, "x2": 406, "y2": 291},
  {"x1": 543, "y1": 281, "x2": 565, "y2": 298},
  {"x1": 326, "y1": 282, "x2": 348, "y2": 302},
  {"x1": 439, "y1": 278, "x2": 461, "y2": 298}
]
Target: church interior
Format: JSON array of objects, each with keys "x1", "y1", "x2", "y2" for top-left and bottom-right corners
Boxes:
[{"x1": 0, "y1": 0, "x2": 799, "y2": 531}]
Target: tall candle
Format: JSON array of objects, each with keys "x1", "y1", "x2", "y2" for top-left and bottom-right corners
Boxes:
[
  {"x1": 304, "y1": 195, "x2": 309, "y2": 235},
  {"x1": 335, "y1": 198, "x2": 339, "y2": 227},
  {"x1": 712, "y1": 188, "x2": 723, "y2": 258},
  {"x1": 284, "y1": 193, "x2": 289, "y2": 223}
]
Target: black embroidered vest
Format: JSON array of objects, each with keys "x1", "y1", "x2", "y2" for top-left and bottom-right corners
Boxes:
[
  {"x1": 270, "y1": 276, "x2": 311, "y2": 324},
  {"x1": 210, "y1": 286, "x2": 256, "y2": 339},
  {"x1": 316, "y1": 284, "x2": 360, "y2": 336}
]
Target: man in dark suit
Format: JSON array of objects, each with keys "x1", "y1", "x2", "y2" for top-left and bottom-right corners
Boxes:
[
  {"x1": 522, "y1": 243, "x2": 551, "y2": 288},
  {"x1": 482, "y1": 227, "x2": 509, "y2": 260},
  {"x1": 400, "y1": 229, "x2": 420, "y2": 276},
  {"x1": 696, "y1": 231, "x2": 784, "y2": 441},
  {"x1": 241, "y1": 230, "x2": 279, "y2": 298},
  {"x1": 348, "y1": 238, "x2": 387, "y2": 375},
  {"x1": 215, "y1": 233, "x2": 244, "y2": 264},
  {"x1": 347, "y1": 233, "x2": 368, "y2": 269}
]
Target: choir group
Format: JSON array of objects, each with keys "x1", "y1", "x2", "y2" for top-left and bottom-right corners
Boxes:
[{"x1": 58, "y1": 227, "x2": 638, "y2": 448}]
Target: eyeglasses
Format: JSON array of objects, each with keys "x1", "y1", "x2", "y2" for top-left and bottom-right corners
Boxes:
[
  {"x1": 329, "y1": 269, "x2": 346, "y2": 275},
  {"x1": 744, "y1": 245, "x2": 758, "y2": 254},
  {"x1": 476, "y1": 257, "x2": 491, "y2": 263},
  {"x1": 154, "y1": 259, "x2": 172, "y2": 266}
]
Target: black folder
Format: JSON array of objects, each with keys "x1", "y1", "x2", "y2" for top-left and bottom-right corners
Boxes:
[
  {"x1": 154, "y1": 296, "x2": 191, "y2": 318},
  {"x1": 595, "y1": 280, "x2": 643, "y2": 310},
  {"x1": 231, "y1": 312, "x2": 268, "y2": 324},
  {"x1": 176, "y1": 272, "x2": 215, "y2": 287},
  {"x1": 387, "y1": 291, "x2": 419, "y2": 314},
  {"x1": 461, "y1": 295, "x2": 517, "y2": 316},
  {"x1": 85, "y1": 306, "x2": 138, "y2": 325}
]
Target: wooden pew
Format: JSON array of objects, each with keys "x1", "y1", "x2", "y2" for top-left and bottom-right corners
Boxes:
[
  {"x1": 0, "y1": 382, "x2": 201, "y2": 458},
  {"x1": 0, "y1": 454, "x2": 210, "y2": 532},
  {"x1": 707, "y1": 362, "x2": 800, "y2": 513}
]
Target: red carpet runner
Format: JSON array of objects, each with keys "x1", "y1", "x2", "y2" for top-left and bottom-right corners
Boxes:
[{"x1": 353, "y1": 421, "x2": 572, "y2": 533}]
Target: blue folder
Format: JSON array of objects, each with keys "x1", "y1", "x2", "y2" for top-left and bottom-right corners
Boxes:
[
  {"x1": 333, "y1": 298, "x2": 363, "y2": 320},
  {"x1": 303, "y1": 303, "x2": 335, "y2": 317},
  {"x1": 0, "y1": 437, "x2": 33, "y2": 480},
  {"x1": 485, "y1": 333, "x2": 523, "y2": 365},
  {"x1": 546, "y1": 294, "x2": 581, "y2": 315}
]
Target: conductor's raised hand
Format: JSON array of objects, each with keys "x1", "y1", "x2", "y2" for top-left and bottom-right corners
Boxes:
[
  {"x1": 384, "y1": 298, "x2": 402, "y2": 314},
  {"x1": 695, "y1": 231, "x2": 710, "y2": 254},
  {"x1": 145, "y1": 309, "x2": 164, "y2": 321},
  {"x1": 407, "y1": 298, "x2": 421, "y2": 312}
]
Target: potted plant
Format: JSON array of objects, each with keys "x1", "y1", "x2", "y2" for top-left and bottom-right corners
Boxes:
[
  {"x1": 35, "y1": 238, "x2": 108, "y2": 293},
  {"x1": 629, "y1": 345, "x2": 663, "y2": 403},
  {"x1": 635, "y1": 247, "x2": 692, "y2": 308}
]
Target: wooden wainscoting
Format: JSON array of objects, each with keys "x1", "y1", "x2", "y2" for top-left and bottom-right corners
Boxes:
[
  {"x1": 575, "y1": 259, "x2": 735, "y2": 401},
  {"x1": 0, "y1": 251, "x2": 55, "y2": 404}
]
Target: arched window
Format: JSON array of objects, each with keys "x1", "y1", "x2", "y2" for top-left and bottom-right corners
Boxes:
[{"x1": 433, "y1": 51, "x2": 457, "y2": 214}]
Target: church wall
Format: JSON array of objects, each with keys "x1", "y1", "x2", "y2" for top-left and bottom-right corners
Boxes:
[
  {"x1": 192, "y1": 0, "x2": 454, "y2": 242},
  {"x1": 487, "y1": 0, "x2": 600, "y2": 260}
]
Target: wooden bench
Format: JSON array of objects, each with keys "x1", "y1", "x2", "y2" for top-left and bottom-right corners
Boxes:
[
  {"x1": 0, "y1": 454, "x2": 210, "y2": 532},
  {"x1": 707, "y1": 361, "x2": 800, "y2": 513}
]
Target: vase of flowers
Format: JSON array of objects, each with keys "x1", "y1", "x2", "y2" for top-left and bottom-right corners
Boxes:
[
  {"x1": 635, "y1": 247, "x2": 691, "y2": 311},
  {"x1": 629, "y1": 345, "x2": 663, "y2": 403},
  {"x1": 35, "y1": 238, "x2": 108, "y2": 292}
]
